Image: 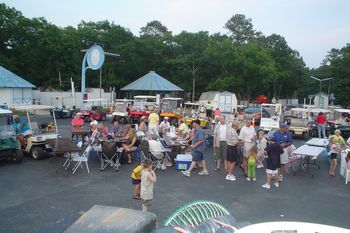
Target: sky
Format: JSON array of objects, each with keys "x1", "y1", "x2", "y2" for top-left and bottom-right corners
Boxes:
[{"x1": 2, "y1": 0, "x2": 350, "y2": 68}]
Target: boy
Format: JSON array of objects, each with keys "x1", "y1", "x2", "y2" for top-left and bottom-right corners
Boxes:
[
  {"x1": 262, "y1": 133, "x2": 283, "y2": 189},
  {"x1": 131, "y1": 164, "x2": 142, "y2": 199},
  {"x1": 141, "y1": 159, "x2": 157, "y2": 212}
]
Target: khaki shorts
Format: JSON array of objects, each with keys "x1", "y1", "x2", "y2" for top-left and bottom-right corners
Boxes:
[
  {"x1": 280, "y1": 148, "x2": 289, "y2": 165},
  {"x1": 214, "y1": 141, "x2": 227, "y2": 160},
  {"x1": 243, "y1": 142, "x2": 255, "y2": 158}
]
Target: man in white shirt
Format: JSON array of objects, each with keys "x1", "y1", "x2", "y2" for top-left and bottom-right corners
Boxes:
[
  {"x1": 213, "y1": 115, "x2": 228, "y2": 171},
  {"x1": 239, "y1": 118, "x2": 257, "y2": 175},
  {"x1": 159, "y1": 116, "x2": 171, "y2": 133}
]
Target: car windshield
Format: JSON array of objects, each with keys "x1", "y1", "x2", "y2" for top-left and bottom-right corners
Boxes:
[
  {"x1": 0, "y1": 125, "x2": 16, "y2": 139},
  {"x1": 162, "y1": 100, "x2": 180, "y2": 112},
  {"x1": 115, "y1": 103, "x2": 128, "y2": 112}
]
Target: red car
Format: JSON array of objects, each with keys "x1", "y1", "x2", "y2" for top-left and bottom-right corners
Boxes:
[{"x1": 76, "y1": 106, "x2": 107, "y2": 122}]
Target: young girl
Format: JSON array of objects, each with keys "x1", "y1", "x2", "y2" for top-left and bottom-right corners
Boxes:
[
  {"x1": 257, "y1": 130, "x2": 268, "y2": 168},
  {"x1": 246, "y1": 145, "x2": 258, "y2": 181},
  {"x1": 141, "y1": 159, "x2": 157, "y2": 212},
  {"x1": 329, "y1": 137, "x2": 340, "y2": 176},
  {"x1": 131, "y1": 164, "x2": 142, "y2": 199}
]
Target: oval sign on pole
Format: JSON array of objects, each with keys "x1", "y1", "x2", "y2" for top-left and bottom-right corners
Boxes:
[
  {"x1": 271, "y1": 97, "x2": 276, "y2": 104},
  {"x1": 87, "y1": 44, "x2": 105, "y2": 70}
]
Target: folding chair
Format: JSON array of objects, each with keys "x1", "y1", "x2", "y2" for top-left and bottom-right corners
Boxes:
[
  {"x1": 141, "y1": 139, "x2": 168, "y2": 170},
  {"x1": 63, "y1": 141, "x2": 83, "y2": 170},
  {"x1": 100, "y1": 139, "x2": 121, "y2": 172},
  {"x1": 285, "y1": 155, "x2": 300, "y2": 175},
  {"x1": 71, "y1": 144, "x2": 90, "y2": 174},
  {"x1": 344, "y1": 166, "x2": 350, "y2": 184}
]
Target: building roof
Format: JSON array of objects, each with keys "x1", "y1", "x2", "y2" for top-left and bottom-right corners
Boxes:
[
  {"x1": 120, "y1": 71, "x2": 183, "y2": 91},
  {"x1": 0, "y1": 66, "x2": 36, "y2": 88}
]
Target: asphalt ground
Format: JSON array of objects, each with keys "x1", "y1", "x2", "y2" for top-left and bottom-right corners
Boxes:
[{"x1": 0, "y1": 116, "x2": 349, "y2": 232}]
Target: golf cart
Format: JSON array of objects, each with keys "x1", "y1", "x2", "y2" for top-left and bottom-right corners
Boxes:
[
  {"x1": 111, "y1": 99, "x2": 133, "y2": 124},
  {"x1": 160, "y1": 97, "x2": 183, "y2": 126},
  {"x1": 288, "y1": 108, "x2": 310, "y2": 139},
  {"x1": 76, "y1": 99, "x2": 108, "y2": 122},
  {"x1": 129, "y1": 95, "x2": 157, "y2": 123},
  {"x1": 182, "y1": 102, "x2": 208, "y2": 128},
  {"x1": 12, "y1": 105, "x2": 59, "y2": 160},
  {"x1": 259, "y1": 103, "x2": 281, "y2": 132},
  {"x1": 0, "y1": 108, "x2": 23, "y2": 163},
  {"x1": 331, "y1": 108, "x2": 350, "y2": 138},
  {"x1": 49, "y1": 96, "x2": 75, "y2": 118}
]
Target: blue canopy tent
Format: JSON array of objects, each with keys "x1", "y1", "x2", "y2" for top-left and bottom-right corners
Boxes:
[{"x1": 120, "y1": 71, "x2": 183, "y2": 98}]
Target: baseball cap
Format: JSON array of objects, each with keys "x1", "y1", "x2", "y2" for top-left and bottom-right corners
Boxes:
[
  {"x1": 280, "y1": 123, "x2": 288, "y2": 128},
  {"x1": 266, "y1": 131, "x2": 275, "y2": 141}
]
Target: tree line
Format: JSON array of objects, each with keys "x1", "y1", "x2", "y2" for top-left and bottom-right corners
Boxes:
[{"x1": 0, "y1": 3, "x2": 349, "y2": 106}]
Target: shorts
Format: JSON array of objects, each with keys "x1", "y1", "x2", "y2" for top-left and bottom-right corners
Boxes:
[
  {"x1": 280, "y1": 148, "x2": 288, "y2": 165},
  {"x1": 243, "y1": 142, "x2": 255, "y2": 158},
  {"x1": 330, "y1": 153, "x2": 338, "y2": 160},
  {"x1": 227, "y1": 145, "x2": 239, "y2": 162},
  {"x1": 142, "y1": 199, "x2": 152, "y2": 207},
  {"x1": 214, "y1": 141, "x2": 227, "y2": 160},
  {"x1": 131, "y1": 178, "x2": 141, "y2": 185},
  {"x1": 192, "y1": 150, "x2": 204, "y2": 162},
  {"x1": 266, "y1": 169, "x2": 279, "y2": 175}
]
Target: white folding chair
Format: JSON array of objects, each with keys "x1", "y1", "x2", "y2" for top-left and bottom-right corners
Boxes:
[
  {"x1": 63, "y1": 141, "x2": 83, "y2": 169},
  {"x1": 71, "y1": 144, "x2": 91, "y2": 174}
]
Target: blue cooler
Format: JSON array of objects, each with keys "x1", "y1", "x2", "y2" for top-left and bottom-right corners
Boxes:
[{"x1": 175, "y1": 154, "x2": 192, "y2": 170}]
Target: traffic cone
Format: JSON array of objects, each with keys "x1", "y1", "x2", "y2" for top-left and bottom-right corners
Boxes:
[{"x1": 252, "y1": 118, "x2": 256, "y2": 126}]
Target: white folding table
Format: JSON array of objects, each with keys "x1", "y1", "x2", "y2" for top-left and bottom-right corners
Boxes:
[
  {"x1": 291, "y1": 145, "x2": 325, "y2": 178},
  {"x1": 305, "y1": 138, "x2": 328, "y2": 147}
]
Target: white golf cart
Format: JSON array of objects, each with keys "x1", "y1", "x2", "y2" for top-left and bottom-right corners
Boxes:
[
  {"x1": 288, "y1": 108, "x2": 310, "y2": 139},
  {"x1": 259, "y1": 103, "x2": 282, "y2": 132},
  {"x1": 112, "y1": 99, "x2": 133, "y2": 123},
  {"x1": 331, "y1": 108, "x2": 350, "y2": 139},
  {"x1": 12, "y1": 105, "x2": 59, "y2": 160}
]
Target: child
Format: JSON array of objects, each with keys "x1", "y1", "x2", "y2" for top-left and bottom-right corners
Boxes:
[
  {"x1": 131, "y1": 164, "x2": 142, "y2": 199},
  {"x1": 246, "y1": 145, "x2": 258, "y2": 181},
  {"x1": 141, "y1": 159, "x2": 157, "y2": 212},
  {"x1": 262, "y1": 133, "x2": 283, "y2": 189},
  {"x1": 329, "y1": 137, "x2": 340, "y2": 176},
  {"x1": 257, "y1": 130, "x2": 268, "y2": 168}
]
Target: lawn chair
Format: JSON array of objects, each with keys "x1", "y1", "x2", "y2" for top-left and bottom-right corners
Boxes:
[
  {"x1": 100, "y1": 139, "x2": 121, "y2": 172},
  {"x1": 140, "y1": 139, "x2": 168, "y2": 170}
]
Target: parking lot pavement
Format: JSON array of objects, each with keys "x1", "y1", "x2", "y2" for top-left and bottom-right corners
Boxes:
[{"x1": 0, "y1": 118, "x2": 350, "y2": 232}]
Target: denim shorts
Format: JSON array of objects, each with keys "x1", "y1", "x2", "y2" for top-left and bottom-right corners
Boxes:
[{"x1": 192, "y1": 150, "x2": 204, "y2": 162}]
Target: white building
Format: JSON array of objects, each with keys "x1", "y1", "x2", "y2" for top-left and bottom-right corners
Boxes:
[{"x1": 0, "y1": 66, "x2": 35, "y2": 105}]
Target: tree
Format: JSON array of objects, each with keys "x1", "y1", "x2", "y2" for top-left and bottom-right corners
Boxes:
[
  {"x1": 140, "y1": 20, "x2": 170, "y2": 38},
  {"x1": 224, "y1": 14, "x2": 256, "y2": 44}
]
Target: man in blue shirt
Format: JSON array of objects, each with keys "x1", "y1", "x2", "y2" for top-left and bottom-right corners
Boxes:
[
  {"x1": 182, "y1": 120, "x2": 208, "y2": 177},
  {"x1": 273, "y1": 123, "x2": 292, "y2": 182}
]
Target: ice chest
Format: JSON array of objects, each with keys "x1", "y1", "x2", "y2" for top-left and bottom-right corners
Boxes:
[{"x1": 175, "y1": 154, "x2": 192, "y2": 170}]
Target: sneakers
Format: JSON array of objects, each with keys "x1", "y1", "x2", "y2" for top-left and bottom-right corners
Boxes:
[
  {"x1": 262, "y1": 183, "x2": 271, "y2": 189},
  {"x1": 160, "y1": 164, "x2": 166, "y2": 171},
  {"x1": 279, "y1": 174, "x2": 283, "y2": 182},
  {"x1": 198, "y1": 170, "x2": 209, "y2": 176},
  {"x1": 181, "y1": 170, "x2": 191, "y2": 177},
  {"x1": 257, "y1": 164, "x2": 264, "y2": 168},
  {"x1": 225, "y1": 175, "x2": 236, "y2": 181},
  {"x1": 252, "y1": 177, "x2": 256, "y2": 181},
  {"x1": 274, "y1": 182, "x2": 279, "y2": 188},
  {"x1": 246, "y1": 177, "x2": 251, "y2": 181}
]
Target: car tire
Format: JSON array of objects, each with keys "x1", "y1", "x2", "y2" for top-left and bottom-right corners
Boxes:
[
  {"x1": 31, "y1": 147, "x2": 45, "y2": 160},
  {"x1": 12, "y1": 149, "x2": 24, "y2": 163}
]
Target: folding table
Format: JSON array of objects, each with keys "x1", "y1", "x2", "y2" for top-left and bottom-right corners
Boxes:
[{"x1": 291, "y1": 145, "x2": 325, "y2": 178}]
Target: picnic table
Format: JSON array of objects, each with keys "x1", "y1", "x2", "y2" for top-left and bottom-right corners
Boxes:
[{"x1": 71, "y1": 127, "x2": 90, "y2": 142}]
